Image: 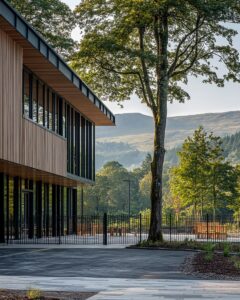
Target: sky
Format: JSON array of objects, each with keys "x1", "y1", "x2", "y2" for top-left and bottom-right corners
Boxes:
[{"x1": 63, "y1": 0, "x2": 240, "y2": 117}]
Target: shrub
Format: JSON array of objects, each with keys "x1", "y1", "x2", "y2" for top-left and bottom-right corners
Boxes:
[
  {"x1": 223, "y1": 243, "x2": 231, "y2": 257},
  {"x1": 203, "y1": 242, "x2": 215, "y2": 253},
  {"x1": 203, "y1": 243, "x2": 215, "y2": 262},
  {"x1": 26, "y1": 288, "x2": 42, "y2": 300},
  {"x1": 231, "y1": 256, "x2": 240, "y2": 269},
  {"x1": 204, "y1": 252, "x2": 213, "y2": 262}
]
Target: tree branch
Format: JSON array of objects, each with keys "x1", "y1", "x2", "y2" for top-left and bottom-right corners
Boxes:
[
  {"x1": 138, "y1": 26, "x2": 157, "y2": 115},
  {"x1": 170, "y1": 19, "x2": 202, "y2": 78},
  {"x1": 93, "y1": 57, "x2": 154, "y2": 109},
  {"x1": 168, "y1": 15, "x2": 204, "y2": 77}
]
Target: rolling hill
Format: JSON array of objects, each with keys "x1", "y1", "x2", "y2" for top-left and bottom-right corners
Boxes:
[{"x1": 96, "y1": 111, "x2": 240, "y2": 169}]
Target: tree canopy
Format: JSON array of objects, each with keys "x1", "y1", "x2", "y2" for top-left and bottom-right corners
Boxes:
[
  {"x1": 73, "y1": 0, "x2": 240, "y2": 106},
  {"x1": 8, "y1": 0, "x2": 77, "y2": 59}
]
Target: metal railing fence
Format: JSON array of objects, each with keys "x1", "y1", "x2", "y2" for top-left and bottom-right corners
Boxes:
[{"x1": 4, "y1": 213, "x2": 240, "y2": 245}]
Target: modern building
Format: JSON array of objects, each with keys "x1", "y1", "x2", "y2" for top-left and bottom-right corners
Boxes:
[{"x1": 0, "y1": 0, "x2": 115, "y2": 242}]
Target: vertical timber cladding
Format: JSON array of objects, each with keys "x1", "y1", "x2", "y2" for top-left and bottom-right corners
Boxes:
[
  {"x1": 0, "y1": 28, "x2": 67, "y2": 177},
  {"x1": 0, "y1": 29, "x2": 22, "y2": 163}
]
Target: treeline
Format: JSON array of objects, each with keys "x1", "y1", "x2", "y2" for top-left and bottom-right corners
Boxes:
[
  {"x1": 83, "y1": 154, "x2": 153, "y2": 215},
  {"x1": 96, "y1": 142, "x2": 146, "y2": 170},
  {"x1": 222, "y1": 132, "x2": 240, "y2": 164},
  {"x1": 84, "y1": 128, "x2": 240, "y2": 217},
  {"x1": 164, "y1": 130, "x2": 240, "y2": 168}
]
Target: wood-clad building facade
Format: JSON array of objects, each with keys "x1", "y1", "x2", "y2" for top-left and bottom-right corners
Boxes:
[{"x1": 0, "y1": 0, "x2": 115, "y2": 243}]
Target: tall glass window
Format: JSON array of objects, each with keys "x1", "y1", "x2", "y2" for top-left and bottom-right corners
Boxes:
[
  {"x1": 22, "y1": 66, "x2": 95, "y2": 181},
  {"x1": 32, "y1": 78, "x2": 38, "y2": 123},
  {"x1": 38, "y1": 82, "x2": 44, "y2": 126},
  {"x1": 45, "y1": 88, "x2": 49, "y2": 129},
  {"x1": 23, "y1": 70, "x2": 30, "y2": 117},
  {"x1": 48, "y1": 91, "x2": 53, "y2": 131}
]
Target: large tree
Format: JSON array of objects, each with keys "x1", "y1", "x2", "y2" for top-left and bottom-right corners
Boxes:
[
  {"x1": 73, "y1": 0, "x2": 240, "y2": 241},
  {"x1": 171, "y1": 128, "x2": 239, "y2": 217},
  {"x1": 8, "y1": 0, "x2": 76, "y2": 59},
  {"x1": 170, "y1": 127, "x2": 210, "y2": 216}
]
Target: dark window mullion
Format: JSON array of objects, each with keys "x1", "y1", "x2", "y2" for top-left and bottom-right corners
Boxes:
[
  {"x1": 29, "y1": 74, "x2": 33, "y2": 119},
  {"x1": 93, "y1": 125, "x2": 95, "y2": 181},
  {"x1": 58, "y1": 98, "x2": 63, "y2": 136},
  {"x1": 71, "y1": 108, "x2": 74, "y2": 174},
  {"x1": 43, "y1": 85, "x2": 45, "y2": 127},
  {"x1": 81, "y1": 117, "x2": 86, "y2": 178},
  {"x1": 86, "y1": 121, "x2": 89, "y2": 179},
  {"x1": 89, "y1": 123, "x2": 92, "y2": 180},
  {"x1": 75, "y1": 112, "x2": 80, "y2": 176},
  {"x1": 52, "y1": 93, "x2": 56, "y2": 132},
  {"x1": 47, "y1": 89, "x2": 50, "y2": 129},
  {"x1": 67, "y1": 105, "x2": 71, "y2": 173},
  {"x1": 64, "y1": 101, "x2": 67, "y2": 138},
  {"x1": 22, "y1": 70, "x2": 25, "y2": 115},
  {"x1": 36, "y1": 80, "x2": 39, "y2": 123}
]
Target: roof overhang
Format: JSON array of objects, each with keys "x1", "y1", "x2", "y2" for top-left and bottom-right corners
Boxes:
[
  {"x1": 0, "y1": 159, "x2": 89, "y2": 187},
  {"x1": 0, "y1": 0, "x2": 115, "y2": 126}
]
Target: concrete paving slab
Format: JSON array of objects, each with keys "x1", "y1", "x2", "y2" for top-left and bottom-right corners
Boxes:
[{"x1": 0, "y1": 276, "x2": 240, "y2": 299}]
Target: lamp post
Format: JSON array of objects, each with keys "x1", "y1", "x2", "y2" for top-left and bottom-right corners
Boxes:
[{"x1": 123, "y1": 179, "x2": 131, "y2": 218}]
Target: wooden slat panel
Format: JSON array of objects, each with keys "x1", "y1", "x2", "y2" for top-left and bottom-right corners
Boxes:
[
  {"x1": 0, "y1": 28, "x2": 68, "y2": 181},
  {"x1": 0, "y1": 28, "x2": 22, "y2": 163},
  {"x1": 20, "y1": 119, "x2": 67, "y2": 177}
]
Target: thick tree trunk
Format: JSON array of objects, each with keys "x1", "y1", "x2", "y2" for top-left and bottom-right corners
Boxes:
[
  {"x1": 148, "y1": 82, "x2": 168, "y2": 242},
  {"x1": 148, "y1": 12, "x2": 169, "y2": 242}
]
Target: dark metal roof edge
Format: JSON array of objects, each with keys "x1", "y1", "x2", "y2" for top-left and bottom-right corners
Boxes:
[
  {"x1": 67, "y1": 173, "x2": 95, "y2": 185},
  {"x1": 0, "y1": 0, "x2": 115, "y2": 125}
]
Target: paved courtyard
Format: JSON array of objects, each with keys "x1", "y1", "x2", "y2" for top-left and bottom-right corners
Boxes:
[
  {"x1": 0, "y1": 247, "x2": 240, "y2": 299},
  {"x1": 0, "y1": 248, "x2": 191, "y2": 279}
]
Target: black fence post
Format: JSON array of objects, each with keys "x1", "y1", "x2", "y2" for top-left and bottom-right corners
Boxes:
[
  {"x1": 169, "y1": 213, "x2": 172, "y2": 243},
  {"x1": 139, "y1": 213, "x2": 142, "y2": 244},
  {"x1": 207, "y1": 213, "x2": 209, "y2": 241},
  {"x1": 103, "y1": 213, "x2": 108, "y2": 245}
]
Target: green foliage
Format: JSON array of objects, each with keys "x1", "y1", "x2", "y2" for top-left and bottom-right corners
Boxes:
[
  {"x1": 96, "y1": 112, "x2": 240, "y2": 167},
  {"x1": 96, "y1": 141, "x2": 146, "y2": 170},
  {"x1": 170, "y1": 127, "x2": 239, "y2": 216},
  {"x1": 223, "y1": 243, "x2": 231, "y2": 257},
  {"x1": 73, "y1": 0, "x2": 240, "y2": 105},
  {"x1": 26, "y1": 288, "x2": 42, "y2": 300},
  {"x1": 73, "y1": 1, "x2": 240, "y2": 239},
  {"x1": 203, "y1": 243, "x2": 215, "y2": 262},
  {"x1": 231, "y1": 256, "x2": 240, "y2": 269},
  {"x1": 204, "y1": 252, "x2": 214, "y2": 262},
  {"x1": 84, "y1": 155, "x2": 152, "y2": 214},
  {"x1": 137, "y1": 239, "x2": 240, "y2": 253},
  {"x1": 222, "y1": 132, "x2": 240, "y2": 165},
  {"x1": 203, "y1": 242, "x2": 216, "y2": 253},
  {"x1": 8, "y1": 0, "x2": 77, "y2": 59}
]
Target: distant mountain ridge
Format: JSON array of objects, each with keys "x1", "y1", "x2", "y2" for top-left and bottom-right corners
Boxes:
[{"x1": 96, "y1": 111, "x2": 240, "y2": 169}]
